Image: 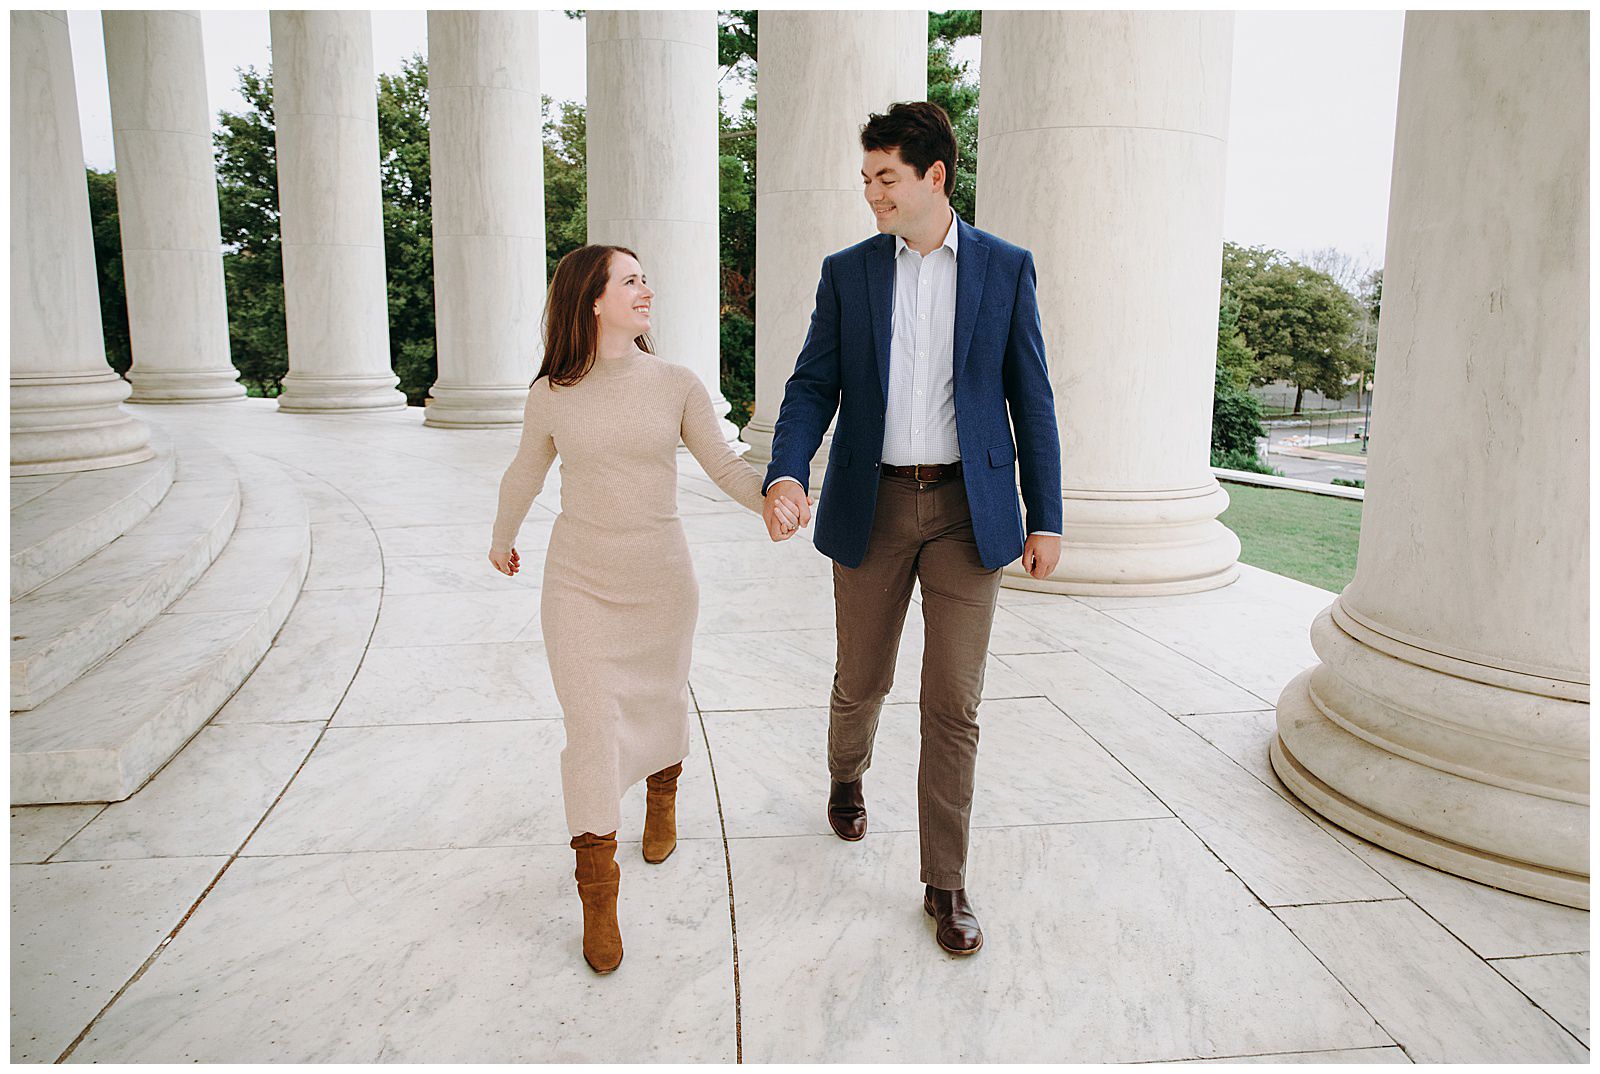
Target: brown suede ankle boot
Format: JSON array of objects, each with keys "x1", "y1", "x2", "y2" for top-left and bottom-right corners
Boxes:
[
  {"x1": 642, "y1": 762, "x2": 683, "y2": 864},
  {"x1": 571, "y1": 831, "x2": 623, "y2": 973}
]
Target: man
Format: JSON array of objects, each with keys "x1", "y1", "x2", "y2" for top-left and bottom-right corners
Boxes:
[{"x1": 762, "y1": 101, "x2": 1062, "y2": 955}]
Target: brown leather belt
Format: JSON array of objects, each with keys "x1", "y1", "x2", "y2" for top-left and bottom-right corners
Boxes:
[{"x1": 881, "y1": 462, "x2": 962, "y2": 483}]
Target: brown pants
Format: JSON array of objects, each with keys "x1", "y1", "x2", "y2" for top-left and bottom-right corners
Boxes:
[{"x1": 828, "y1": 469, "x2": 1003, "y2": 890}]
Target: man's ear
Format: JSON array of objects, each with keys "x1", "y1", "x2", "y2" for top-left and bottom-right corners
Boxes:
[{"x1": 928, "y1": 160, "x2": 946, "y2": 190}]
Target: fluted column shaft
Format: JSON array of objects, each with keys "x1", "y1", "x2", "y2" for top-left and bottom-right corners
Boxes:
[
  {"x1": 103, "y1": 10, "x2": 244, "y2": 404},
  {"x1": 586, "y1": 11, "x2": 735, "y2": 443},
  {"x1": 1273, "y1": 12, "x2": 1589, "y2": 908},
  {"x1": 270, "y1": 11, "x2": 404, "y2": 412},
  {"x1": 979, "y1": 12, "x2": 1239, "y2": 594},
  {"x1": 10, "y1": 10, "x2": 152, "y2": 475},
  {"x1": 741, "y1": 11, "x2": 927, "y2": 476},
  {"x1": 425, "y1": 11, "x2": 545, "y2": 428}
]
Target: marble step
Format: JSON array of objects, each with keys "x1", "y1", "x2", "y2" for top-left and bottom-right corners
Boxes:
[
  {"x1": 10, "y1": 436, "x2": 242, "y2": 712},
  {"x1": 11, "y1": 451, "x2": 313, "y2": 805},
  {"x1": 10, "y1": 426, "x2": 177, "y2": 600}
]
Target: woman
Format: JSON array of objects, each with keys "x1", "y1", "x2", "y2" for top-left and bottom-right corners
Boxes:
[{"x1": 488, "y1": 245, "x2": 806, "y2": 974}]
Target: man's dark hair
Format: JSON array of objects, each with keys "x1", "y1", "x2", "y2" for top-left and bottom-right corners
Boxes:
[{"x1": 860, "y1": 101, "x2": 958, "y2": 199}]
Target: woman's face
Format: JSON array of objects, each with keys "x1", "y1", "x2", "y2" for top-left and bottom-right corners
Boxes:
[{"x1": 594, "y1": 252, "x2": 653, "y2": 339}]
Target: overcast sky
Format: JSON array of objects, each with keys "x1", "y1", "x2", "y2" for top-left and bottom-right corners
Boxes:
[{"x1": 67, "y1": 10, "x2": 1404, "y2": 275}]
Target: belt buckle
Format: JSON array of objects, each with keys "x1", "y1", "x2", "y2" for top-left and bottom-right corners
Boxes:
[{"x1": 915, "y1": 463, "x2": 935, "y2": 489}]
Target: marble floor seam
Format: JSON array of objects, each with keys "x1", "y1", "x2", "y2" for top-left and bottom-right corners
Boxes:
[
  {"x1": 1037, "y1": 682, "x2": 1396, "y2": 905},
  {"x1": 717, "y1": 814, "x2": 1185, "y2": 842},
  {"x1": 36, "y1": 805, "x2": 108, "y2": 865},
  {"x1": 47, "y1": 466, "x2": 391, "y2": 1057},
  {"x1": 1067, "y1": 599, "x2": 1290, "y2": 712},
  {"x1": 1484, "y1": 960, "x2": 1591, "y2": 1051},
  {"x1": 690, "y1": 682, "x2": 744, "y2": 1064},
  {"x1": 52, "y1": 853, "x2": 235, "y2": 1062},
  {"x1": 691, "y1": 694, "x2": 1051, "y2": 714},
  {"x1": 232, "y1": 835, "x2": 737, "y2": 859}
]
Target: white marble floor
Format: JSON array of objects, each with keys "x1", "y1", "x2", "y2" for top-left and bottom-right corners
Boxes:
[{"x1": 10, "y1": 401, "x2": 1590, "y2": 1063}]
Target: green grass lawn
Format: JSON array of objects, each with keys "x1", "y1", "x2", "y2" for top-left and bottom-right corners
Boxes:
[
  {"x1": 1262, "y1": 407, "x2": 1366, "y2": 421},
  {"x1": 1217, "y1": 481, "x2": 1361, "y2": 594},
  {"x1": 1314, "y1": 440, "x2": 1371, "y2": 457}
]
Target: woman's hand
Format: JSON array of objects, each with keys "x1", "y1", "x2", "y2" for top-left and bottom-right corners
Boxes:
[
  {"x1": 764, "y1": 487, "x2": 818, "y2": 541},
  {"x1": 489, "y1": 547, "x2": 520, "y2": 576}
]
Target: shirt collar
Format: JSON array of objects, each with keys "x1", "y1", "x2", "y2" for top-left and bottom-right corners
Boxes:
[{"x1": 894, "y1": 205, "x2": 959, "y2": 261}]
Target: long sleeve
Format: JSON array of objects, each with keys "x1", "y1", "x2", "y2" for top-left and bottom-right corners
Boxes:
[
  {"x1": 680, "y1": 373, "x2": 766, "y2": 514},
  {"x1": 764, "y1": 255, "x2": 843, "y2": 495},
  {"x1": 1000, "y1": 250, "x2": 1064, "y2": 535},
  {"x1": 491, "y1": 382, "x2": 558, "y2": 553}
]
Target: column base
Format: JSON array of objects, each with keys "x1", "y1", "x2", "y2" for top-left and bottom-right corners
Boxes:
[
  {"x1": 704, "y1": 387, "x2": 743, "y2": 448},
  {"x1": 275, "y1": 371, "x2": 407, "y2": 413},
  {"x1": 126, "y1": 367, "x2": 248, "y2": 404},
  {"x1": 422, "y1": 383, "x2": 533, "y2": 428},
  {"x1": 739, "y1": 419, "x2": 831, "y2": 487},
  {"x1": 11, "y1": 372, "x2": 154, "y2": 476},
  {"x1": 1001, "y1": 480, "x2": 1240, "y2": 594},
  {"x1": 1272, "y1": 606, "x2": 1589, "y2": 909},
  {"x1": 739, "y1": 418, "x2": 776, "y2": 471}
]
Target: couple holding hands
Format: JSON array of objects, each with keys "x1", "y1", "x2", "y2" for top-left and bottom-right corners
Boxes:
[{"x1": 489, "y1": 101, "x2": 1062, "y2": 974}]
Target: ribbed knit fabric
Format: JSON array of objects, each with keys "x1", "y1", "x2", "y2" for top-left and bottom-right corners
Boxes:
[{"x1": 492, "y1": 350, "x2": 766, "y2": 835}]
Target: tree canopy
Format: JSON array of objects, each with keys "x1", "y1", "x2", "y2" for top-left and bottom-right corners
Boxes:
[{"x1": 1221, "y1": 242, "x2": 1367, "y2": 413}]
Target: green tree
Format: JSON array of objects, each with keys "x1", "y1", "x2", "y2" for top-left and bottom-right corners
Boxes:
[
  {"x1": 716, "y1": 10, "x2": 759, "y2": 427},
  {"x1": 1221, "y1": 242, "x2": 1364, "y2": 414},
  {"x1": 719, "y1": 89, "x2": 757, "y2": 426},
  {"x1": 213, "y1": 66, "x2": 287, "y2": 396},
  {"x1": 708, "y1": 11, "x2": 983, "y2": 427},
  {"x1": 85, "y1": 168, "x2": 132, "y2": 376},
  {"x1": 376, "y1": 54, "x2": 436, "y2": 404},
  {"x1": 928, "y1": 11, "x2": 980, "y2": 222},
  {"x1": 1356, "y1": 266, "x2": 1382, "y2": 375},
  {"x1": 213, "y1": 61, "x2": 439, "y2": 402},
  {"x1": 1211, "y1": 292, "x2": 1271, "y2": 472},
  {"x1": 543, "y1": 94, "x2": 588, "y2": 279}
]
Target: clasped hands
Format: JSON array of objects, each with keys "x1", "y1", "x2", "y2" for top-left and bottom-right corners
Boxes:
[
  {"x1": 494, "y1": 489, "x2": 1062, "y2": 578},
  {"x1": 763, "y1": 482, "x2": 816, "y2": 542}
]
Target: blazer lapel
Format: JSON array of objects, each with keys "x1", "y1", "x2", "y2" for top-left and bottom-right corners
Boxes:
[
  {"x1": 952, "y1": 219, "x2": 989, "y2": 384},
  {"x1": 864, "y1": 234, "x2": 895, "y2": 402}
]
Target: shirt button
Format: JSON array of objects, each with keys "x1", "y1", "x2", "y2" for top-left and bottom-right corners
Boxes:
[
  {"x1": 920, "y1": 313, "x2": 927, "y2": 320},
  {"x1": 919, "y1": 352, "x2": 926, "y2": 358},
  {"x1": 916, "y1": 390, "x2": 923, "y2": 396}
]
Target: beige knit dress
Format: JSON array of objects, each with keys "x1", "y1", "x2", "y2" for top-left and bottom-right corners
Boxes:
[{"x1": 491, "y1": 350, "x2": 767, "y2": 837}]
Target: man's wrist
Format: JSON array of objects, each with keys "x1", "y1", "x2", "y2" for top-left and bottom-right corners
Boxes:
[{"x1": 764, "y1": 476, "x2": 805, "y2": 496}]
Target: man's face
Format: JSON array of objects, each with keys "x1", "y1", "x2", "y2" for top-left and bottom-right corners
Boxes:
[{"x1": 861, "y1": 147, "x2": 945, "y2": 236}]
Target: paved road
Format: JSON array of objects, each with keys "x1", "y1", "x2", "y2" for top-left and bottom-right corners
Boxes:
[{"x1": 1260, "y1": 415, "x2": 1371, "y2": 485}]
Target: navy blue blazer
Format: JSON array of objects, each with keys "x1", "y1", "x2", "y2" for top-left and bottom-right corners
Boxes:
[{"x1": 764, "y1": 216, "x2": 1063, "y2": 570}]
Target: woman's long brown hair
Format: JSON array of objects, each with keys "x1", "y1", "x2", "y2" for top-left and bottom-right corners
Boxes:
[{"x1": 535, "y1": 244, "x2": 654, "y2": 387}]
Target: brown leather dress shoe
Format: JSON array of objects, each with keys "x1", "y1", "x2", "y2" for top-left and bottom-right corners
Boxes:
[
  {"x1": 924, "y1": 885, "x2": 984, "y2": 955},
  {"x1": 826, "y1": 778, "x2": 866, "y2": 841}
]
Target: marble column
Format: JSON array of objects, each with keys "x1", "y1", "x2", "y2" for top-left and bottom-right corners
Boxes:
[
  {"x1": 586, "y1": 11, "x2": 735, "y2": 443},
  {"x1": 741, "y1": 11, "x2": 928, "y2": 475},
  {"x1": 425, "y1": 11, "x2": 545, "y2": 428},
  {"x1": 103, "y1": 11, "x2": 244, "y2": 404},
  {"x1": 1273, "y1": 12, "x2": 1589, "y2": 908},
  {"x1": 10, "y1": 10, "x2": 153, "y2": 476},
  {"x1": 978, "y1": 12, "x2": 1239, "y2": 593},
  {"x1": 270, "y1": 11, "x2": 404, "y2": 412}
]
